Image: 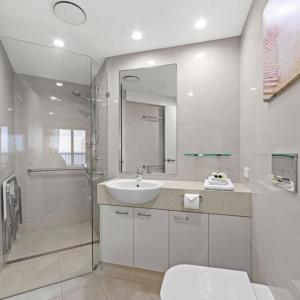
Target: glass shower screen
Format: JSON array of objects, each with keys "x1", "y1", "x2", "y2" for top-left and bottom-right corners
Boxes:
[{"x1": 0, "y1": 37, "x2": 100, "y2": 298}]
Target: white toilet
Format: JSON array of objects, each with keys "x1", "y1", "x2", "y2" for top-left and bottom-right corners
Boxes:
[{"x1": 160, "y1": 265, "x2": 274, "y2": 300}]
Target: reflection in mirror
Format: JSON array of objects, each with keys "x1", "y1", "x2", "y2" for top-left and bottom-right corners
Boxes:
[
  {"x1": 272, "y1": 153, "x2": 298, "y2": 193},
  {"x1": 120, "y1": 64, "x2": 177, "y2": 174}
]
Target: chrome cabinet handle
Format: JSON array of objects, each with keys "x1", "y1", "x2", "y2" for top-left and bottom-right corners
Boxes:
[
  {"x1": 115, "y1": 211, "x2": 129, "y2": 215},
  {"x1": 166, "y1": 158, "x2": 176, "y2": 163},
  {"x1": 138, "y1": 212, "x2": 151, "y2": 217},
  {"x1": 174, "y1": 216, "x2": 189, "y2": 221}
]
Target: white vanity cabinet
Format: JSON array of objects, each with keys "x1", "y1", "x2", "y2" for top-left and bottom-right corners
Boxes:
[
  {"x1": 134, "y1": 208, "x2": 169, "y2": 272},
  {"x1": 169, "y1": 211, "x2": 209, "y2": 267},
  {"x1": 101, "y1": 205, "x2": 134, "y2": 267},
  {"x1": 100, "y1": 205, "x2": 251, "y2": 275},
  {"x1": 209, "y1": 214, "x2": 251, "y2": 275}
]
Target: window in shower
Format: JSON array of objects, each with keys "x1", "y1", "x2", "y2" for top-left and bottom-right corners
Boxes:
[
  {"x1": 0, "y1": 126, "x2": 9, "y2": 164},
  {"x1": 58, "y1": 129, "x2": 86, "y2": 165}
]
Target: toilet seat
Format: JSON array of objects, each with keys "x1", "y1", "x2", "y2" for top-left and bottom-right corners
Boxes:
[{"x1": 160, "y1": 265, "x2": 258, "y2": 300}]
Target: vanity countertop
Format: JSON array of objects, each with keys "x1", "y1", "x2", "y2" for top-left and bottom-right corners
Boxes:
[
  {"x1": 153, "y1": 179, "x2": 250, "y2": 193},
  {"x1": 97, "y1": 179, "x2": 252, "y2": 217}
]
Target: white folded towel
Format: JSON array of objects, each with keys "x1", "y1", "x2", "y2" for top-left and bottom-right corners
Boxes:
[
  {"x1": 183, "y1": 193, "x2": 200, "y2": 209},
  {"x1": 208, "y1": 176, "x2": 229, "y2": 186},
  {"x1": 204, "y1": 179, "x2": 234, "y2": 191}
]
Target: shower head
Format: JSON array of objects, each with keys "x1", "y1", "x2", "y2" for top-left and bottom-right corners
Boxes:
[
  {"x1": 72, "y1": 90, "x2": 90, "y2": 101},
  {"x1": 73, "y1": 90, "x2": 81, "y2": 97}
]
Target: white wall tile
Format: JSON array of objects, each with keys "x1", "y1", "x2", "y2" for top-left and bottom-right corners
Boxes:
[
  {"x1": 105, "y1": 37, "x2": 241, "y2": 182},
  {"x1": 241, "y1": 0, "x2": 300, "y2": 299}
]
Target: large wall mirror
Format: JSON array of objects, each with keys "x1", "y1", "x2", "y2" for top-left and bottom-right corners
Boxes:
[{"x1": 119, "y1": 64, "x2": 177, "y2": 174}]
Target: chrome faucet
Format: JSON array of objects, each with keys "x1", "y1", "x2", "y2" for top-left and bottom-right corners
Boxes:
[{"x1": 136, "y1": 165, "x2": 145, "y2": 182}]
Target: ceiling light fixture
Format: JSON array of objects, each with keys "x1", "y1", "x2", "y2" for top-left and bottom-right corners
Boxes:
[
  {"x1": 50, "y1": 96, "x2": 58, "y2": 100},
  {"x1": 132, "y1": 31, "x2": 143, "y2": 40},
  {"x1": 250, "y1": 87, "x2": 257, "y2": 91},
  {"x1": 49, "y1": 112, "x2": 55, "y2": 115},
  {"x1": 195, "y1": 18, "x2": 207, "y2": 30},
  {"x1": 56, "y1": 82, "x2": 63, "y2": 87},
  {"x1": 148, "y1": 60, "x2": 155, "y2": 66},
  {"x1": 53, "y1": 1, "x2": 87, "y2": 25},
  {"x1": 188, "y1": 91, "x2": 194, "y2": 97},
  {"x1": 53, "y1": 39, "x2": 65, "y2": 47},
  {"x1": 7, "y1": 108, "x2": 13, "y2": 111}
]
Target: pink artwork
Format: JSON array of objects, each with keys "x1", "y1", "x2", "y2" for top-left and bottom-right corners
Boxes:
[{"x1": 263, "y1": 0, "x2": 300, "y2": 101}]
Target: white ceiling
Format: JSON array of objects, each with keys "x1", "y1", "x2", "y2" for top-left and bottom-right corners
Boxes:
[{"x1": 0, "y1": 0, "x2": 253, "y2": 67}]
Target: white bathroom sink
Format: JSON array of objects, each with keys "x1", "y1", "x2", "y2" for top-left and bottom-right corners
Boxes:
[{"x1": 105, "y1": 179, "x2": 163, "y2": 204}]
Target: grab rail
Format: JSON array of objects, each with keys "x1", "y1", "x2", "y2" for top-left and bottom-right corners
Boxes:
[
  {"x1": 27, "y1": 167, "x2": 84, "y2": 173},
  {"x1": 27, "y1": 167, "x2": 105, "y2": 176}
]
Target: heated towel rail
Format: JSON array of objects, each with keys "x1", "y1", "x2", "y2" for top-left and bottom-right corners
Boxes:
[{"x1": 1, "y1": 175, "x2": 22, "y2": 255}]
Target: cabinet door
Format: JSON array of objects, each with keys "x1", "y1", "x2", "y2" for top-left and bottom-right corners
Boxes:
[
  {"x1": 134, "y1": 208, "x2": 168, "y2": 272},
  {"x1": 169, "y1": 211, "x2": 209, "y2": 267},
  {"x1": 101, "y1": 205, "x2": 133, "y2": 267},
  {"x1": 209, "y1": 214, "x2": 251, "y2": 275}
]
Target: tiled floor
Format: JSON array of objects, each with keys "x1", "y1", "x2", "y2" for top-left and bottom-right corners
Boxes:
[
  {"x1": 4, "y1": 272, "x2": 161, "y2": 300},
  {"x1": 0, "y1": 245, "x2": 92, "y2": 299},
  {"x1": 6, "y1": 222, "x2": 95, "y2": 262}
]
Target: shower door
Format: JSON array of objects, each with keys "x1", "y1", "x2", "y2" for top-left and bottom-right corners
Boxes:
[{"x1": 0, "y1": 37, "x2": 97, "y2": 299}]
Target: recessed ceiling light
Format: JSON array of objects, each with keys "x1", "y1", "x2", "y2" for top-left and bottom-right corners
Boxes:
[
  {"x1": 7, "y1": 108, "x2": 13, "y2": 111},
  {"x1": 148, "y1": 60, "x2": 155, "y2": 66},
  {"x1": 196, "y1": 52, "x2": 205, "y2": 59},
  {"x1": 250, "y1": 87, "x2": 257, "y2": 91},
  {"x1": 195, "y1": 18, "x2": 207, "y2": 30},
  {"x1": 56, "y1": 82, "x2": 63, "y2": 87},
  {"x1": 53, "y1": 39, "x2": 65, "y2": 47},
  {"x1": 51, "y1": 96, "x2": 62, "y2": 102},
  {"x1": 188, "y1": 91, "x2": 194, "y2": 97},
  {"x1": 49, "y1": 112, "x2": 55, "y2": 115},
  {"x1": 132, "y1": 31, "x2": 143, "y2": 40}
]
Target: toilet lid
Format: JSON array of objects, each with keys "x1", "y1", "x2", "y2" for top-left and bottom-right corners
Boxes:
[{"x1": 160, "y1": 265, "x2": 257, "y2": 300}]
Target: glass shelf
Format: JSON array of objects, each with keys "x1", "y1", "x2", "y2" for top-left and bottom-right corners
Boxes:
[
  {"x1": 184, "y1": 153, "x2": 232, "y2": 157},
  {"x1": 272, "y1": 153, "x2": 297, "y2": 159}
]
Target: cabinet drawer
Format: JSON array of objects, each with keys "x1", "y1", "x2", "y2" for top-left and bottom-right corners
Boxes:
[
  {"x1": 134, "y1": 208, "x2": 168, "y2": 272},
  {"x1": 169, "y1": 211, "x2": 209, "y2": 267},
  {"x1": 101, "y1": 205, "x2": 134, "y2": 267}
]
